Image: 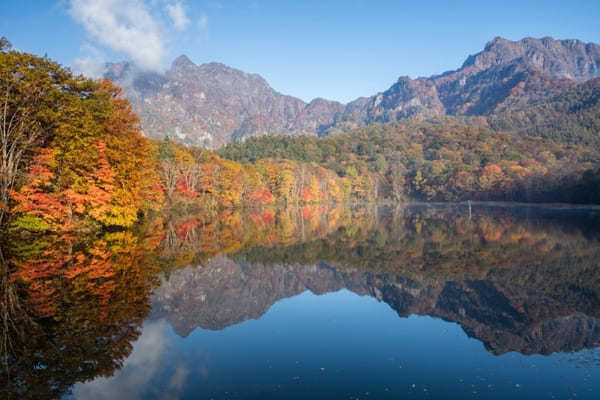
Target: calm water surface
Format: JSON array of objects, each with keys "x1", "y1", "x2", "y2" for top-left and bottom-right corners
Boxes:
[{"x1": 3, "y1": 203, "x2": 600, "y2": 399}]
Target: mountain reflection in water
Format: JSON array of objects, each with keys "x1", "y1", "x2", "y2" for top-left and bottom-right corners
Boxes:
[{"x1": 3, "y1": 203, "x2": 600, "y2": 399}]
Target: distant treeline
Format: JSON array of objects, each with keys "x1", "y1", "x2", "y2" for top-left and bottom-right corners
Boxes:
[{"x1": 219, "y1": 123, "x2": 600, "y2": 204}]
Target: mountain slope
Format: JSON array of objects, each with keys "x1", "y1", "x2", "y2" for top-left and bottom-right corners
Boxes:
[
  {"x1": 105, "y1": 36, "x2": 600, "y2": 146},
  {"x1": 331, "y1": 37, "x2": 599, "y2": 132},
  {"x1": 488, "y1": 77, "x2": 600, "y2": 146},
  {"x1": 105, "y1": 56, "x2": 343, "y2": 147}
]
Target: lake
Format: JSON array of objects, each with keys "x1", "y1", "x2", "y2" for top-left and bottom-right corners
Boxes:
[{"x1": 3, "y1": 203, "x2": 600, "y2": 399}]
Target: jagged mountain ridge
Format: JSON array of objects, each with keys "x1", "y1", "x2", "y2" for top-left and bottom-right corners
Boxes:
[
  {"x1": 105, "y1": 56, "x2": 344, "y2": 147},
  {"x1": 105, "y1": 36, "x2": 600, "y2": 147}
]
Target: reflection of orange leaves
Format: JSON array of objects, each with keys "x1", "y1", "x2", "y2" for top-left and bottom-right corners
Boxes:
[
  {"x1": 27, "y1": 283, "x2": 57, "y2": 317},
  {"x1": 249, "y1": 209, "x2": 276, "y2": 225},
  {"x1": 16, "y1": 261, "x2": 60, "y2": 281},
  {"x1": 249, "y1": 188, "x2": 275, "y2": 205},
  {"x1": 455, "y1": 220, "x2": 469, "y2": 235},
  {"x1": 176, "y1": 219, "x2": 199, "y2": 239},
  {"x1": 301, "y1": 205, "x2": 312, "y2": 219},
  {"x1": 262, "y1": 209, "x2": 274, "y2": 224},
  {"x1": 301, "y1": 188, "x2": 312, "y2": 202},
  {"x1": 507, "y1": 226, "x2": 528, "y2": 243},
  {"x1": 482, "y1": 229, "x2": 502, "y2": 242},
  {"x1": 479, "y1": 219, "x2": 504, "y2": 242},
  {"x1": 220, "y1": 209, "x2": 232, "y2": 219}
]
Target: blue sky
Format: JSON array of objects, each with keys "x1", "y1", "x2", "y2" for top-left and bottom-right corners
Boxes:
[{"x1": 1, "y1": 0, "x2": 599, "y2": 103}]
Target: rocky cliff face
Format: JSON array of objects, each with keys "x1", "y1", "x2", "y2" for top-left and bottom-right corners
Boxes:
[
  {"x1": 105, "y1": 56, "x2": 343, "y2": 147},
  {"x1": 150, "y1": 255, "x2": 600, "y2": 356},
  {"x1": 462, "y1": 37, "x2": 600, "y2": 81},
  {"x1": 106, "y1": 37, "x2": 600, "y2": 145}
]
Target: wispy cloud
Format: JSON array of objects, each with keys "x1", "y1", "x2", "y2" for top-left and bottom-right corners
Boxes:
[
  {"x1": 198, "y1": 13, "x2": 209, "y2": 30},
  {"x1": 73, "y1": 43, "x2": 106, "y2": 78},
  {"x1": 70, "y1": 320, "x2": 170, "y2": 400},
  {"x1": 68, "y1": 0, "x2": 167, "y2": 71},
  {"x1": 166, "y1": 1, "x2": 190, "y2": 31}
]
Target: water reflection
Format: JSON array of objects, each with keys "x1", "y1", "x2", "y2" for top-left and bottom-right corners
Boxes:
[{"x1": 2, "y1": 203, "x2": 600, "y2": 399}]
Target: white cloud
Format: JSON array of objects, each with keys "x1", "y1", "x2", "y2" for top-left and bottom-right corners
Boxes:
[
  {"x1": 166, "y1": 1, "x2": 190, "y2": 31},
  {"x1": 71, "y1": 320, "x2": 170, "y2": 400},
  {"x1": 168, "y1": 363, "x2": 190, "y2": 390},
  {"x1": 72, "y1": 43, "x2": 106, "y2": 79},
  {"x1": 198, "y1": 13, "x2": 208, "y2": 30},
  {"x1": 68, "y1": 0, "x2": 167, "y2": 71},
  {"x1": 73, "y1": 56, "x2": 106, "y2": 79}
]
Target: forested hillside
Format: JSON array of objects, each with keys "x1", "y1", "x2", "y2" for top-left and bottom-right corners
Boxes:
[
  {"x1": 0, "y1": 40, "x2": 157, "y2": 231},
  {"x1": 488, "y1": 78, "x2": 600, "y2": 147},
  {"x1": 219, "y1": 123, "x2": 600, "y2": 203}
]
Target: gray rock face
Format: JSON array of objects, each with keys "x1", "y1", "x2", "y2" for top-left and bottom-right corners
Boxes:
[
  {"x1": 105, "y1": 58, "x2": 343, "y2": 147},
  {"x1": 106, "y1": 37, "x2": 600, "y2": 145},
  {"x1": 463, "y1": 36, "x2": 600, "y2": 81}
]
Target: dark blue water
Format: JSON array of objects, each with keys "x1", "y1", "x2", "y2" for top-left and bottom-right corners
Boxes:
[{"x1": 68, "y1": 288, "x2": 599, "y2": 399}]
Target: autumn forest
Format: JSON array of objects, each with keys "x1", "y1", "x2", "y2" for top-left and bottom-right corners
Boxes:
[{"x1": 2, "y1": 41, "x2": 600, "y2": 239}]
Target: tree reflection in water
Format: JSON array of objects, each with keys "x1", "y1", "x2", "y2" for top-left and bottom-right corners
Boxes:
[{"x1": 2, "y1": 203, "x2": 600, "y2": 399}]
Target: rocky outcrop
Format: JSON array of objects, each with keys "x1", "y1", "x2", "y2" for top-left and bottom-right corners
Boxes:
[
  {"x1": 462, "y1": 36, "x2": 600, "y2": 81},
  {"x1": 333, "y1": 37, "x2": 596, "y2": 128}
]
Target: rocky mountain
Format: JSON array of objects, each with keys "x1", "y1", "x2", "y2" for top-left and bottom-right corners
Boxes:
[
  {"x1": 106, "y1": 36, "x2": 600, "y2": 146},
  {"x1": 462, "y1": 36, "x2": 600, "y2": 81},
  {"x1": 333, "y1": 37, "x2": 599, "y2": 130},
  {"x1": 105, "y1": 56, "x2": 343, "y2": 147}
]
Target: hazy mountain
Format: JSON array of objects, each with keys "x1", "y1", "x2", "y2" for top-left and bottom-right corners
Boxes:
[{"x1": 105, "y1": 36, "x2": 600, "y2": 146}]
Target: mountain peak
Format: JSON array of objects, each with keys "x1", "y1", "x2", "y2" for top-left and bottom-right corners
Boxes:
[
  {"x1": 462, "y1": 36, "x2": 600, "y2": 81},
  {"x1": 171, "y1": 55, "x2": 196, "y2": 69},
  {"x1": 198, "y1": 61, "x2": 239, "y2": 74},
  {"x1": 484, "y1": 36, "x2": 510, "y2": 49}
]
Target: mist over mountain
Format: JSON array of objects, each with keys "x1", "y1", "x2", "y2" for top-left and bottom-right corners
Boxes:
[{"x1": 105, "y1": 36, "x2": 600, "y2": 147}]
